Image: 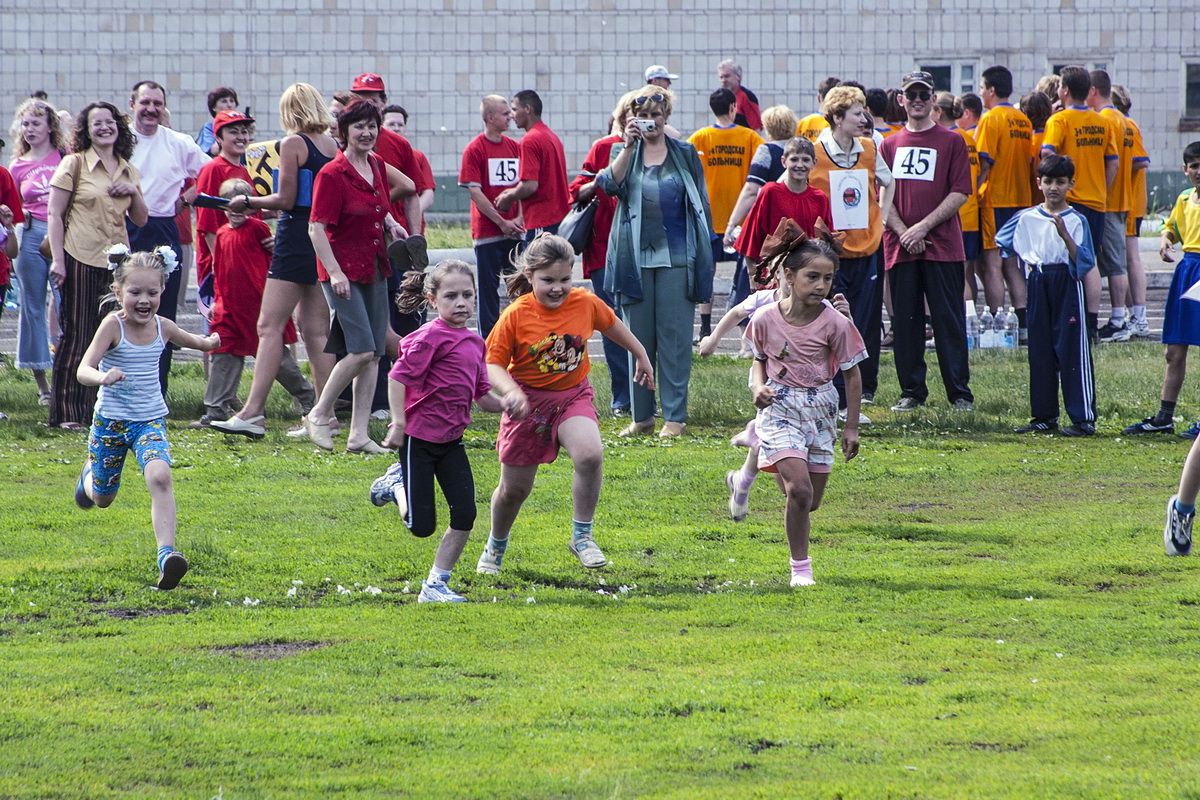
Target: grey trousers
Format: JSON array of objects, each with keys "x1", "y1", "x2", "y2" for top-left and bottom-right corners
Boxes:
[{"x1": 204, "y1": 348, "x2": 315, "y2": 419}]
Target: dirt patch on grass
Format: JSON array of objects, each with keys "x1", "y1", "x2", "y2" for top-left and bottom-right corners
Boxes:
[
  {"x1": 96, "y1": 607, "x2": 189, "y2": 620},
  {"x1": 213, "y1": 641, "x2": 329, "y2": 660}
]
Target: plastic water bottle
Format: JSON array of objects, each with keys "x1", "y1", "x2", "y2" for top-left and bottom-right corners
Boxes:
[
  {"x1": 965, "y1": 300, "x2": 980, "y2": 350},
  {"x1": 978, "y1": 307, "x2": 995, "y2": 349},
  {"x1": 1003, "y1": 306, "x2": 1019, "y2": 349},
  {"x1": 992, "y1": 308, "x2": 1007, "y2": 349}
]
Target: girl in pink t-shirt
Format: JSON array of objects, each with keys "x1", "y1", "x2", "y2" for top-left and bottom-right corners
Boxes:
[
  {"x1": 370, "y1": 260, "x2": 524, "y2": 603},
  {"x1": 744, "y1": 240, "x2": 867, "y2": 587}
]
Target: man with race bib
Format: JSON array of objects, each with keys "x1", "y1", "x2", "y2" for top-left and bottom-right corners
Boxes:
[{"x1": 879, "y1": 71, "x2": 975, "y2": 413}]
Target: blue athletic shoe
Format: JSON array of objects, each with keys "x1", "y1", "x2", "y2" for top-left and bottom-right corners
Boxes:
[
  {"x1": 75, "y1": 462, "x2": 94, "y2": 510},
  {"x1": 1164, "y1": 495, "x2": 1194, "y2": 557},
  {"x1": 369, "y1": 461, "x2": 406, "y2": 507},
  {"x1": 1180, "y1": 422, "x2": 1200, "y2": 441},
  {"x1": 417, "y1": 581, "x2": 466, "y2": 603}
]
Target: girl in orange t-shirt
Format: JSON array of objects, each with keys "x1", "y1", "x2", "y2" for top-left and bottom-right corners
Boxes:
[{"x1": 480, "y1": 234, "x2": 654, "y2": 575}]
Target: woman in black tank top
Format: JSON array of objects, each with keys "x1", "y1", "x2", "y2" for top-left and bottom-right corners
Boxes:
[{"x1": 211, "y1": 83, "x2": 340, "y2": 439}]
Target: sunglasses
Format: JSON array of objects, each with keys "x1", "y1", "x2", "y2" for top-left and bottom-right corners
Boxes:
[
  {"x1": 905, "y1": 89, "x2": 932, "y2": 102},
  {"x1": 633, "y1": 94, "x2": 667, "y2": 106}
]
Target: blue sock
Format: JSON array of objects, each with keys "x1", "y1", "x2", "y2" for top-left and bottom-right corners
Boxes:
[
  {"x1": 571, "y1": 519, "x2": 594, "y2": 544},
  {"x1": 427, "y1": 565, "x2": 452, "y2": 586},
  {"x1": 157, "y1": 546, "x2": 174, "y2": 571},
  {"x1": 486, "y1": 535, "x2": 509, "y2": 554},
  {"x1": 1177, "y1": 500, "x2": 1196, "y2": 517}
]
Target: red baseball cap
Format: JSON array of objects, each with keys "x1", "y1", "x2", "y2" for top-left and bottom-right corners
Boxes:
[
  {"x1": 352, "y1": 73, "x2": 386, "y2": 93},
  {"x1": 213, "y1": 110, "x2": 255, "y2": 137}
]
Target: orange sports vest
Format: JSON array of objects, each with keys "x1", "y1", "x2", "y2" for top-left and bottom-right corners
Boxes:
[{"x1": 810, "y1": 136, "x2": 882, "y2": 258}]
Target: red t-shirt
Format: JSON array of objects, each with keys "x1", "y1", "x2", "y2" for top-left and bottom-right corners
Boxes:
[
  {"x1": 413, "y1": 148, "x2": 434, "y2": 233},
  {"x1": 518, "y1": 121, "x2": 569, "y2": 230},
  {"x1": 735, "y1": 86, "x2": 763, "y2": 132},
  {"x1": 569, "y1": 134, "x2": 621, "y2": 278},
  {"x1": 374, "y1": 127, "x2": 428, "y2": 227},
  {"x1": 195, "y1": 157, "x2": 253, "y2": 283},
  {"x1": 310, "y1": 151, "x2": 392, "y2": 284},
  {"x1": 879, "y1": 124, "x2": 972, "y2": 266},
  {"x1": 0, "y1": 167, "x2": 27, "y2": 287},
  {"x1": 458, "y1": 132, "x2": 523, "y2": 241},
  {"x1": 211, "y1": 217, "x2": 297, "y2": 356},
  {"x1": 734, "y1": 182, "x2": 833, "y2": 261}
]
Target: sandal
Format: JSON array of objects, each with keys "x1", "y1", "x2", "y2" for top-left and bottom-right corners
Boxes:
[
  {"x1": 618, "y1": 419, "x2": 655, "y2": 437},
  {"x1": 37, "y1": 391, "x2": 51, "y2": 407},
  {"x1": 346, "y1": 440, "x2": 388, "y2": 455},
  {"x1": 659, "y1": 421, "x2": 687, "y2": 438},
  {"x1": 57, "y1": 421, "x2": 83, "y2": 431}
]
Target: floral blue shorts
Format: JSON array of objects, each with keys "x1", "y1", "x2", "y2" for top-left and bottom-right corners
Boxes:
[{"x1": 88, "y1": 414, "x2": 172, "y2": 497}]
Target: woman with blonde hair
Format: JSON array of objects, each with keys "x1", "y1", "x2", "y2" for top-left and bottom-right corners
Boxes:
[
  {"x1": 9, "y1": 99, "x2": 68, "y2": 404},
  {"x1": 213, "y1": 83, "x2": 340, "y2": 439}
]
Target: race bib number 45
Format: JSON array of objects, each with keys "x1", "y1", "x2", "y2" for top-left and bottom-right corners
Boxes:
[
  {"x1": 893, "y1": 146, "x2": 938, "y2": 182},
  {"x1": 488, "y1": 158, "x2": 519, "y2": 187}
]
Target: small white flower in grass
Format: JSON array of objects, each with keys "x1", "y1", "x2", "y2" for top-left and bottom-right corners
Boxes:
[
  {"x1": 401, "y1": 581, "x2": 411, "y2": 594},
  {"x1": 1056, "y1": 653, "x2": 1064, "y2": 658},
  {"x1": 286, "y1": 587, "x2": 297, "y2": 598},
  {"x1": 598, "y1": 578, "x2": 607, "y2": 586},
  {"x1": 618, "y1": 585, "x2": 631, "y2": 594},
  {"x1": 996, "y1": 639, "x2": 1004, "y2": 644},
  {"x1": 526, "y1": 597, "x2": 536, "y2": 604},
  {"x1": 1026, "y1": 596, "x2": 1034, "y2": 601},
  {"x1": 29, "y1": 602, "x2": 35, "y2": 607},
  {"x1": 363, "y1": 585, "x2": 382, "y2": 595},
  {"x1": 749, "y1": 580, "x2": 757, "y2": 587},
  {"x1": 292, "y1": 580, "x2": 303, "y2": 586},
  {"x1": 1031, "y1": 679, "x2": 1039, "y2": 683},
  {"x1": 336, "y1": 585, "x2": 352, "y2": 595},
  {"x1": 324, "y1": 577, "x2": 331, "y2": 583},
  {"x1": 243, "y1": 597, "x2": 260, "y2": 606},
  {"x1": 728, "y1": 558, "x2": 736, "y2": 563}
]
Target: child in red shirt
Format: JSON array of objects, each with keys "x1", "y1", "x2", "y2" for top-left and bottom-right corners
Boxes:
[
  {"x1": 735, "y1": 137, "x2": 834, "y2": 263},
  {"x1": 196, "y1": 178, "x2": 314, "y2": 426}
]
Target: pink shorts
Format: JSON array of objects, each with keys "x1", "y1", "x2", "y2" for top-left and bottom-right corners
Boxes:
[
  {"x1": 755, "y1": 380, "x2": 837, "y2": 474},
  {"x1": 497, "y1": 379, "x2": 598, "y2": 466}
]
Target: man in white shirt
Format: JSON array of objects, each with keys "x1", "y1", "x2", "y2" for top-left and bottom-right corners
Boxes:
[{"x1": 128, "y1": 80, "x2": 210, "y2": 393}]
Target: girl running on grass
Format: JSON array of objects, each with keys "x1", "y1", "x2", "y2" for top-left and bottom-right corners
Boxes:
[
  {"x1": 74, "y1": 245, "x2": 220, "y2": 590},
  {"x1": 477, "y1": 234, "x2": 655, "y2": 575},
  {"x1": 368, "y1": 260, "x2": 525, "y2": 603},
  {"x1": 745, "y1": 238, "x2": 865, "y2": 587}
]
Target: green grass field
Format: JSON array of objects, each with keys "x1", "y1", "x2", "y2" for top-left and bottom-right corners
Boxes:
[{"x1": 2, "y1": 344, "x2": 1199, "y2": 798}]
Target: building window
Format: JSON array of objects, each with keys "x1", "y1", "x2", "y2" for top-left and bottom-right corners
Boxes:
[
  {"x1": 1187, "y1": 63, "x2": 1200, "y2": 118},
  {"x1": 919, "y1": 63, "x2": 977, "y2": 95}
]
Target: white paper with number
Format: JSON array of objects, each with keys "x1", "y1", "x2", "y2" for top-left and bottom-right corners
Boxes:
[
  {"x1": 830, "y1": 169, "x2": 870, "y2": 230},
  {"x1": 487, "y1": 157, "x2": 520, "y2": 187},
  {"x1": 893, "y1": 146, "x2": 938, "y2": 182}
]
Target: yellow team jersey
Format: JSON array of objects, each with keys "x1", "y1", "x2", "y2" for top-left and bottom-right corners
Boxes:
[
  {"x1": 973, "y1": 104, "x2": 1033, "y2": 208},
  {"x1": 1041, "y1": 106, "x2": 1118, "y2": 212},
  {"x1": 956, "y1": 127, "x2": 981, "y2": 233},
  {"x1": 1030, "y1": 129, "x2": 1046, "y2": 203},
  {"x1": 796, "y1": 114, "x2": 829, "y2": 142},
  {"x1": 1166, "y1": 189, "x2": 1200, "y2": 253},
  {"x1": 686, "y1": 124, "x2": 765, "y2": 234},
  {"x1": 1099, "y1": 106, "x2": 1133, "y2": 213},
  {"x1": 1127, "y1": 114, "x2": 1150, "y2": 223}
]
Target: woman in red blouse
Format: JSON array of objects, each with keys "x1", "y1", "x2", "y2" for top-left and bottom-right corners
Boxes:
[{"x1": 304, "y1": 99, "x2": 414, "y2": 453}]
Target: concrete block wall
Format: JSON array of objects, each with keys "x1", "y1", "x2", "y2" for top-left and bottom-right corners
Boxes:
[{"x1": 2, "y1": 0, "x2": 1195, "y2": 210}]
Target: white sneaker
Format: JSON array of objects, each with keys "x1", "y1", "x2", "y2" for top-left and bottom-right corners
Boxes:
[
  {"x1": 1130, "y1": 317, "x2": 1153, "y2": 338},
  {"x1": 837, "y1": 409, "x2": 872, "y2": 426},
  {"x1": 476, "y1": 543, "x2": 506, "y2": 575},
  {"x1": 725, "y1": 470, "x2": 749, "y2": 521},
  {"x1": 790, "y1": 573, "x2": 816, "y2": 587},
  {"x1": 568, "y1": 535, "x2": 608, "y2": 568},
  {"x1": 417, "y1": 581, "x2": 467, "y2": 603}
]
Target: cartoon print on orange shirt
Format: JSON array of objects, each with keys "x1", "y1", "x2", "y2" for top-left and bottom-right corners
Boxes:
[{"x1": 529, "y1": 333, "x2": 587, "y2": 374}]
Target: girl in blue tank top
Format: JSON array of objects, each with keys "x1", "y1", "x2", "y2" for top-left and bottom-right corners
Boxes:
[{"x1": 75, "y1": 245, "x2": 220, "y2": 590}]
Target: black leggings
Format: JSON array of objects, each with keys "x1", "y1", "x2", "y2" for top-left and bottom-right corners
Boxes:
[{"x1": 399, "y1": 435, "x2": 476, "y2": 538}]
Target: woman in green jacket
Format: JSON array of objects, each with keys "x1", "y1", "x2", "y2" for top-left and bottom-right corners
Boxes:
[{"x1": 597, "y1": 86, "x2": 714, "y2": 438}]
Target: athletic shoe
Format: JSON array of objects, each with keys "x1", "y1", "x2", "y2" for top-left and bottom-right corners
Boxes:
[
  {"x1": 369, "y1": 461, "x2": 406, "y2": 507},
  {"x1": 1129, "y1": 317, "x2": 1153, "y2": 338},
  {"x1": 418, "y1": 581, "x2": 467, "y2": 603},
  {"x1": 568, "y1": 535, "x2": 608, "y2": 568},
  {"x1": 476, "y1": 543, "x2": 506, "y2": 575},
  {"x1": 1014, "y1": 420, "x2": 1058, "y2": 433},
  {"x1": 725, "y1": 470, "x2": 749, "y2": 522},
  {"x1": 891, "y1": 397, "x2": 923, "y2": 412},
  {"x1": 187, "y1": 414, "x2": 225, "y2": 430},
  {"x1": 790, "y1": 572, "x2": 816, "y2": 587},
  {"x1": 1060, "y1": 422, "x2": 1096, "y2": 437},
  {"x1": 1181, "y1": 422, "x2": 1200, "y2": 441},
  {"x1": 1164, "y1": 495, "x2": 1194, "y2": 557},
  {"x1": 74, "y1": 462, "x2": 94, "y2": 510},
  {"x1": 837, "y1": 409, "x2": 872, "y2": 426},
  {"x1": 861, "y1": 392, "x2": 875, "y2": 406},
  {"x1": 952, "y1": 399, "x2": 974, "y2": 412},
  {"x1": 1098, "y1": 321, "x2": 1131, "y2": 343},
  {"x1": 157, "y1": 552, "x2": 189, "y2": 591},
  {"x1": 1122, "y1": 417, "x2": 1174, "y2": 435}
]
